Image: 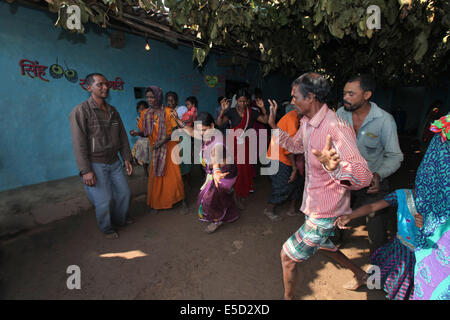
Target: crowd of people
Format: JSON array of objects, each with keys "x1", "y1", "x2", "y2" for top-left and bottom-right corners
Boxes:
[{"x1": 69, "y1": 72, "x2": 449, "y2": 300}]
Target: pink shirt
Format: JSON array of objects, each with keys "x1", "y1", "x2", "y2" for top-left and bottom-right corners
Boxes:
[
  {"x1": 181, "y1": 107, "x2": 197, "y2": 126},
  {"x1": 278, "y1": 104, "x2": 372, "y2": 219}
]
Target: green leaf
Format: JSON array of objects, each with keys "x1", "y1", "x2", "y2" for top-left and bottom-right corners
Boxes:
[
  {"x1": 193, "y1": 47, "x2": 208, "y2": 66},
  {"x1": 210, "y1": 22, "x2": 218, "y2": 40},
  {"x1": 102, "y1": 0, "x2": 115, "y2": 6},
  {"x1": 209, "y1": 0, "x2": 219, "y2": 11},
  {"x1": 386, "y1": 0, "x2": 399, "y2": 25},
  {"x1": 326, "y1": 0, "x2": 336, "y2": 16},
  {"x1": 329, "y1": 20, "x2": 344, "y2": 39},
  {"x1": 414, "y1": 31, "x2": 429, "y2": 63},
  {"x1": 279, "y1": 14, "x2": 289, "y2": 26},
  {"x1": 313, "y1": 8, "x2": 324, "y2": 26}
]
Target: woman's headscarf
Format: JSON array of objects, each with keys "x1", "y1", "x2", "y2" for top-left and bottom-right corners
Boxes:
[
  {"x1": 143, "y1": 86, "x2": 168, "y2": 177},
  {"x1": 147, "y1": 86, "x2": 163, "y2": 109}
]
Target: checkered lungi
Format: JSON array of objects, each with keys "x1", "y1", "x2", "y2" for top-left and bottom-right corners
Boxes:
[{"x1": 283, "y1": 216, "x2": 338, "y2": 262}]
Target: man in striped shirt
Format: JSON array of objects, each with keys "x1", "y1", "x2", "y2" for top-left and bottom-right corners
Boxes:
[{"x1": 268, "y1": 73, "x2": 373, "y2": 299}]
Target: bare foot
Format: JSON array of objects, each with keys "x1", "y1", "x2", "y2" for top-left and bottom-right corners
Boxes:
[{"x1": 343, "y1": 274, "x2": 368, "y2": 291}]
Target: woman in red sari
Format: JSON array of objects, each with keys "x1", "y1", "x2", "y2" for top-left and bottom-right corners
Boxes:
[{"x1": 216, "y1": 88, "x2": 268, "y2": 207}]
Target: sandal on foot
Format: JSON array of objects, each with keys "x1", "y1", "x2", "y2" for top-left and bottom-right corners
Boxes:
[
  {"x1": 104, "y1": 231, "x2": 119, "y2": 239},
  {"x1": 205, "y1": 222, "x2": 223, "y2": 234},
  {"x1": 286, "y1": 209, "x2": 301, "y2": 217},
  {"x1": 264, "y1": 209, "x2": 282, "y2": 222},
  {"x1": 343, "y1": 275, "x2": 368, "y2": 291}
]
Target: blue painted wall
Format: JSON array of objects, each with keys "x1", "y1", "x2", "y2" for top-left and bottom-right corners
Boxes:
[
  {"x1": 1, "y1": 4, "x2": 448, "y2": 192},
  {"x1": 0, "y1": 3, "x2": 291, "y2": 192}
]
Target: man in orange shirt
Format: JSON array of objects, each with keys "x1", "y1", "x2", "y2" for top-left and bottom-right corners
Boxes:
[{"x1": 264, "y1": 108, "x2": 304, "y2": 221}]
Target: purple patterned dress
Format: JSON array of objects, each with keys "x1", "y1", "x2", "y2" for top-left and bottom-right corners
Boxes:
[{"x1": 197, "y1": 134, "x2": 240, "y2": 224}]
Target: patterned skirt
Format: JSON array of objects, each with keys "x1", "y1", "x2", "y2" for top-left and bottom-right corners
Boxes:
[
  {"x1": 269, "y1": 161, "x2": 303, "y2": 204},
  {"x1": 197, "y1": 164, "x2": 240, "y2": 224},
  {"x1": 370, "y1": 237, "x2": 416, "y2": 300},
  {"x1": 132, "y1": 137, "x2": 151, "y2": 164}
]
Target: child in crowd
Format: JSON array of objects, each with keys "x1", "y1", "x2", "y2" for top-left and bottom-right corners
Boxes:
[
  {"x1": 131, "y1": 100, "x2": 150, "y2": 175},
  {"x1": 182, "y1": 96, "x2": 198, "y2": 127},
  {"x1": 336, "y1": 189, "x2": 423, "y2": 299}
]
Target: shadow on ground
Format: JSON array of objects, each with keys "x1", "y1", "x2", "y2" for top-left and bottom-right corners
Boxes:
[{"x1": 0, "y1": 137, "x2": 421, "y2": 300}]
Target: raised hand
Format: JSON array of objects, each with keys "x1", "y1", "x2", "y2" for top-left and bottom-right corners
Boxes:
[
  {"x1": 220, "y1": 97, "x2": 231, "y2": 112},
  {"x1": 312, "y1": 135, "x2": 340, "y2": 171},
  {"x1": 268, "y1": 99, "x2": 278, "y2": 129}
]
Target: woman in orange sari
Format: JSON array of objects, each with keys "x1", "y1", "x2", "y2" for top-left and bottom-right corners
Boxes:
[{"x1": 131, "y1": 86, "x2": 185, "y2": 213}]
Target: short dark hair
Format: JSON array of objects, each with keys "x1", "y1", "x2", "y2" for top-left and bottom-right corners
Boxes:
[
  {"x1": 85, "y1": 73, "x2": 106, "y2": 86},
  {"x1": 186, "y1": 96, "x2": 198, "y2": 107},
  {"x1": 197, "y1": 112, "x2": 215, "y2": 127},
  {"x1": 291, "y1": 72, "x2": 330, "y2": 104},
  {"x1": 217, "y1": 96, "x2": 225, "y2": 105},
  {"x1": 166, "y1": 91, "x2": 179, "y2": 104},
  {"x1": 254, "y1": 87, "x2": 263, "y2": 99},
  {"x1": 136, "y1": 100, "x2": 149, "y2": 112},
  {"x1": 236, "y1": 88, "x2": 251, "y2": 101},
  {"x1": 347, "y1": 74, "x2": 376, "y2": 94}
]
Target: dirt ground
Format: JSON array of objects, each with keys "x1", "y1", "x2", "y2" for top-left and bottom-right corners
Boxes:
[{"x1": 0, "y1": 138, "x2": 421, "y2": 300}]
